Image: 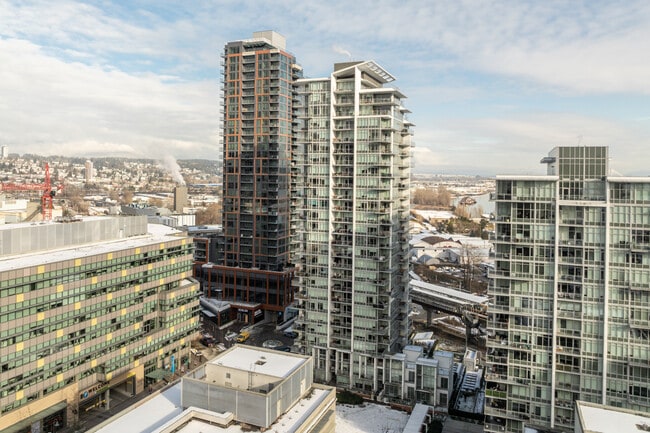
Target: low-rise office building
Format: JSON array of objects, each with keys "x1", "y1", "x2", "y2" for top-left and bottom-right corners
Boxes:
[
  {"x1": 0, "y1": 216, "x2": 200, "y2": 432},
  {"x1": 383, "y1": 346, "x2": 454, "y2": 408},
  {"x1": 181, "y1": 345, "x2": 335, "y2": 431},
  {"x1": 89, "y1": 345, "x2": 336, "y2": 433}
]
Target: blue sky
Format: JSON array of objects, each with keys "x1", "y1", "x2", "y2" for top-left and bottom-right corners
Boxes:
[{"x1": 1, "y1": 0, "x2": 649, "y2": 175}]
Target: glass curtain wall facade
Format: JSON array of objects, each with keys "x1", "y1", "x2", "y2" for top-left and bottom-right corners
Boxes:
[
  {"x1": 292, "y1": 61, "x2": 413, "y2": 394},
  {"x1": 212, "y1": 32, "x2": 301, "y2": 318},
  {"x1": 0, "y1": 217, "x2": 199, "y2": 432},
  {"x1": 486, "y1": 146, "x2": 650, "y2": 433}
]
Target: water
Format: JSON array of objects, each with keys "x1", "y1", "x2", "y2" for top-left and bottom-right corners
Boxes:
[{"x1": 453, "y1": 192, "x2": 494, "y2": 217}]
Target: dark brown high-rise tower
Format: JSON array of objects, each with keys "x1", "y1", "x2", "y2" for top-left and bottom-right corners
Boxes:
[{"x1": 200, "y1": 31, "x2": 301, "y2": 322}]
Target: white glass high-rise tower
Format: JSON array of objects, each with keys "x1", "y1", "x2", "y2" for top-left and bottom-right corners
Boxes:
[
  {"x1": 292, "y1": 61, "x2": 413, "y2": 394},
  {"x1": 486, "y1": 146, "x2": 650, "y2": 432}
]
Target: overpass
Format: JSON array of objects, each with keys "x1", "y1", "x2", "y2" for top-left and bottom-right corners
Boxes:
[{"x1": 409, "y1": 278, "x2": 488, "y2": 324}]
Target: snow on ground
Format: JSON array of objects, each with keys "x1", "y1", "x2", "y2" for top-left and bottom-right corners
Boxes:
[
  {"x1": 336, "y1": 403, "x2": 409, "y2": 433},
  {"x1": 413, "y1": 209, "x2": 455, "y2": 220}
]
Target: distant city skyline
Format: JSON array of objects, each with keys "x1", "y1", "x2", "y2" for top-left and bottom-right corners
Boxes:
[{"x1": 1, "y1": 1, "x2": 649, "y2": 175}]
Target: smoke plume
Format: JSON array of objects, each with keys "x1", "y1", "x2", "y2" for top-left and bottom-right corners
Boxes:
[{"x1": 159, "y1": 155, "x2": 185, "y2": 185}]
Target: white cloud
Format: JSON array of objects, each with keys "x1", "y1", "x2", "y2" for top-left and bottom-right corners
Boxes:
[
  {"x1": 0, "y1": 38, "x2": 219, "y2": 159},
  {"x1": 276, "y1": 0, "x2": 650, "y2": 94},
  {"x1": 414, "y1": 112, "x2": 650, "y2": 175},
  {"x1": 1, "y1": 0, "x2": 649, "y2": 177},
  {"x1": 0, "y1": 1, "x2": 221, "y2": 72}
]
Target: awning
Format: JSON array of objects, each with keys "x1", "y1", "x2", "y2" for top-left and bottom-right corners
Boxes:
[
  {"x1": 145, "y1": 369, "x2": 173, "y2": 380},
  {"x1": 201, "y1": 309, "x2": 217, "y2": 318},
  {"x1": 4, "y1": 401, "x2": 67, "y2": 433}
]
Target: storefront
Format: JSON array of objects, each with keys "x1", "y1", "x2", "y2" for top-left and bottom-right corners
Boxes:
[
  {"x1": 4, "y1": 402, "x2": 67, "y2": 433},
  {"x1": 232, "y1": 303, "x2": 264, "y2": 324}
]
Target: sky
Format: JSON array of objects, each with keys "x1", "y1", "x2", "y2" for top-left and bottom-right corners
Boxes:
[{"x1": 1, "y1": 0, "x2": 650, "y2": 176}]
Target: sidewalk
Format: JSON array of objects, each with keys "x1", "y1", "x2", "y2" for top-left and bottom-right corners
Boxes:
[
  {"x1": 59, "y1": 347, "x2": 225, "y2": 432},
  {"x1": 59, "y1": 377, "x2": 176, "y2": 433}
]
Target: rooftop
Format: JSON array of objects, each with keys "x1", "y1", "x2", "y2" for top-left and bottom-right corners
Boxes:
[
  {"x1": 210, "y1": 345, "x2": 305, "y2": 379},
  {"x1": 576, "y1": 400, "x2": 650, "y2": 433},
  {"x1": 89, "y1": 380, "x2": 334, "y2": 433},
  {"x1": 0, "y1": 217, "x2": 185, "y2": 272},
  {"x1": 410, "y1": 279, "x2": 489, "y2": 305}
]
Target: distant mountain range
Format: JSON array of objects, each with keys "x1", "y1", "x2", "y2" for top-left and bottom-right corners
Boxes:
[{"x1": 13, "y1": 154, "x2": 222, "y2": 175}]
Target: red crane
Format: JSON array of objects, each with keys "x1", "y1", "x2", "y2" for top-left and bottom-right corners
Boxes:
[{"x1": 1, "y1": 163, "x2": 63, "y2": 221}]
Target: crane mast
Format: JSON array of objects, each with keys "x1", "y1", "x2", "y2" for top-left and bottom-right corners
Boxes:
[{"x1": 0, "y1": 163, "x2": 62, "y2": 221}]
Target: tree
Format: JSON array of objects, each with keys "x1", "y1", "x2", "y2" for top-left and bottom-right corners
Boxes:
[
  {"x1": 412, "y1": 186, "x2": 451, "y2": 207},
  {"x1": 67, "y1": 195, "x2": 90, "y2": 215},
  {"x1": 446, "y1": 219, "x2": 456, "y2": 233},
  {"x1": 60, "y1": 184, "x2": 89, "y2": 215},
  {"x1": 436, "y1": 185, "x2": 452, "y2": 207},
  {"x1": 459, "y1": 243, "x2": 483, "y2": 292},
  {"x1": 121, "y1": 190, "x2": 134, "y2": 204},
  {"x1": 195, "y1": 203, "x2": 222, "y2": 225},
  {"x1": 453, "y1": 205, "x2": 471, "y2": 219}
]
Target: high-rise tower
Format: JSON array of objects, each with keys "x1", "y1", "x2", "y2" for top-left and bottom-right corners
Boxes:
[
  {"x1": 292, "y1": 61, "x2": 413, "y2": 393},
  {"x1": 84, "y1": 159, "x2": 94, "y2": 182},
  {"x1": 485, "y1": 146, "x2": 650, "y2": 432},
  {"x1": 201, "y1": 31, "x2": 301, "y2": 322}
]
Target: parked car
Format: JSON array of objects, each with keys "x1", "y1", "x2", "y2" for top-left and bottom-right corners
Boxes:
[
  {"x1": 236, "y1": 330, "x2": 250, "y2": 343},
  {"x1": 274, "y1": 346, "x2": 292, "y2": 352},
  {"x1": 200, "y1": 336, "x2": 215, "y2": 346},
  {"x1": 283, "y1": 331, "x2": 298, "y2": 339}
]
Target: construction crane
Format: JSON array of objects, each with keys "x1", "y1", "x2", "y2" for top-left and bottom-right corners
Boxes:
[{"x1": 0, "y1": 163, "x2": 63, "y2": 221}]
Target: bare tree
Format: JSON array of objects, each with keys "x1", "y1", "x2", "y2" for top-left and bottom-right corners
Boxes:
[
  {"x1": 453, "y1": 205, "x2": 471, "y2": 219},
  {"x1": 412, "y1": 186, "x2": 451, "y2": 207},
  {"x1": 121, "y1": 190, "x2": 134, "y2": 204},
  {"x1": 459, "y1": 243, "x2": 483, "y2": 292},
  {"x1": 195, "y1": 203, "x2": 222, "y2": 225}
]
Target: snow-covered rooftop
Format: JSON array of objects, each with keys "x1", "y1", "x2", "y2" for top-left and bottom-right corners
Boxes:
[
  {"x1": 90, "y1": 381, "x2": 336, "y2": 433},
  {"x1": 210, "y1": 345, "x2": 305, "y2": 379},
  {"x1": 576, "y1": 400, "x2": 650, "y2": 433},
  {"x1": 0, "y1": 219, "x2": 183, "y2": 272}
]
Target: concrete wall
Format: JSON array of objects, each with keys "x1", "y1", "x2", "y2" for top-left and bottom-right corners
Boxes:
[
  {"x1": 205, "y1": 362, "x2": 281, "y2": 391},
  {"x1": 182, "y1": 356, "x2": 314, "y2": 429},
  {"x1": 0, "y1": 383, "x2": 78, "y2": 432},
  {"x1": 0, "y1": 216, "x2": 147, "y2": 257}
]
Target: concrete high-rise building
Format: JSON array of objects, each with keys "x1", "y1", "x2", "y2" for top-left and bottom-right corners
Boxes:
[
  {"x1": 199, "y1": 31, "x2": 302, "y2": 323},
  {"x1": 292, "y1": 61, "x2": 413, "y2": 394},
  {"x1": 485, "y1": 146, "x2": 650, "y2": 433},
  {"x1": 0, "y1": 216, "x2": 200, "y2": 432},
  {"x1": 85, "y1": 159, "x2": 94, "y2": 182},
  {"x1": 173, "y1": 185, "x2": 188, "y2": 212},
  {"x1": 1, "y1": 145, "x2": 8, "y2": 159}
]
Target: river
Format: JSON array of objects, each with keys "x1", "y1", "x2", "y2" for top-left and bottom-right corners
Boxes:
[{"x1": 452, "y1": 192, "x2": 494, "y2": 217}]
